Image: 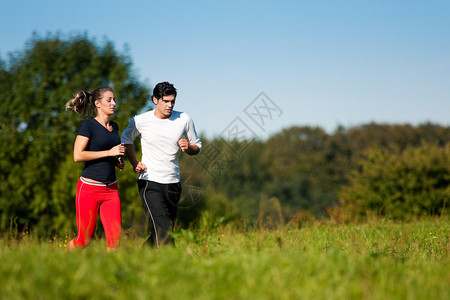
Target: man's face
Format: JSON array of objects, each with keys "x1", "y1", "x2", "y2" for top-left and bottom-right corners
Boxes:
[{"x1": 153, "y1": 95, "x2": 176, "y2": 119}]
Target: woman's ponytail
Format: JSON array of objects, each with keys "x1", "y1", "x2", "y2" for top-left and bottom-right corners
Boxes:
[{"x1": 65, "y1": 90, "x2": 95, "y2": 118}]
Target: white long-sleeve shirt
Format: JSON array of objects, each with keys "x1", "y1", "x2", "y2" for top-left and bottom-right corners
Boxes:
[{"x1": 121, "y1": 110, "x2": 202, "y2": 184}]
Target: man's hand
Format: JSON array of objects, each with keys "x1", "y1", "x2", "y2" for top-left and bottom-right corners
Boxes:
[
  {"x1": 178, "y1": 137, "x2": 200, "y2": 155},
  {"x1": 178, "y1": 138, "x2": 190, "y2": 152},
  {"x1": 134, "y1": 161, "x2": 147, "y2": 173},
  {"x1": 117, "y1": 157, "x2": 126, "y2": 171}
]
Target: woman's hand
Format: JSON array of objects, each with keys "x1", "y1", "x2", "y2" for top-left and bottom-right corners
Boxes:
[{"x1": 108, "y1": 144, "x2": 126, "y2": 157}]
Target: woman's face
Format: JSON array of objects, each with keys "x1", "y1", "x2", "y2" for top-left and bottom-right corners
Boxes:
[{"x1": 95, "y1": 91, "x2": 116, "y2": 116}]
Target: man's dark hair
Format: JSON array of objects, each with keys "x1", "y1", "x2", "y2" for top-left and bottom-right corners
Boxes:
[{"x1": 152, "y1": 81, "x2": 177, "y2": 99}]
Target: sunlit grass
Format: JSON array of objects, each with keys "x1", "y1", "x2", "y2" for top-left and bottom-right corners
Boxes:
[{"x1": 0, "y1": 218, "x2": 448, "y2": 300}]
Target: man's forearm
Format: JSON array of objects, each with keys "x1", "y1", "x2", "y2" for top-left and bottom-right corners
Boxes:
[
  {"x1": 124, "y1": 144, "x2": 139, "y2": 167},
  {"x1": 186, "y1": 144, "x2": 200, "y2": 156}
]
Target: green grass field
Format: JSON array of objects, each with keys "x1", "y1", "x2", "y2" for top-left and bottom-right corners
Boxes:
[{"x1": 1, "y1": 218, "x2": 449, "y2": 300}]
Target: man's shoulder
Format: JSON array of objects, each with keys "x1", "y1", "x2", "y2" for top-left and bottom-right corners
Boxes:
[
  {"x1": 171, "y1": 110, "x2": 191, "y2": 121},
  {"x1": 134, "y1": 110, "x2": 155, "y2": 122}
]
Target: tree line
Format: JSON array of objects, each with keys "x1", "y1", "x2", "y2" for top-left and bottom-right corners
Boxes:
[
  {"x1": 188, "y1": 123, "x2": 450, "y2": 228},
  {"x1": 1, "y1": 34, "x2": 449, "y2": 236}
]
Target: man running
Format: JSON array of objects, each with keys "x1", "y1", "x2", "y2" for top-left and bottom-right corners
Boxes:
[{"x1": 121, "y1": 81, "x2": 202, "y2": 247}]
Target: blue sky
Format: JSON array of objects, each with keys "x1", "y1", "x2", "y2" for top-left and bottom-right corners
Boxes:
[{"x1": 1, "y1": 0, "x2": 449, "y2": 139}]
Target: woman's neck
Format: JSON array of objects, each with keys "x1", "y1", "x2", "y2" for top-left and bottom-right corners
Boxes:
[{"x1": 95, "y1": 114, "x2": 111, "y2": 127}]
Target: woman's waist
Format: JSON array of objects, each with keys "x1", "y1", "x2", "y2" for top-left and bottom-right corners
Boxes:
[
  {"x1": 80, "y1": 176, "x2": 117, "y2": 186},
  {"x1": 81, "y1": 164, "x2": 116, "y2": 184}
]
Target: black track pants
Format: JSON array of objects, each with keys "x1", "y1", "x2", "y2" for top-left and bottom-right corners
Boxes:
[{"x1": 137, "y1": 180, "x2": 181, "y2": 248}]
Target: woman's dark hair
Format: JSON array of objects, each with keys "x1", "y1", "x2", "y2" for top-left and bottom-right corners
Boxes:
[
  {"x1": 152, "y1": 81, "x2": 177, "y2": 99},
  {"x1": 65, "y1": 86, "x2": 114, "y2": 119}
]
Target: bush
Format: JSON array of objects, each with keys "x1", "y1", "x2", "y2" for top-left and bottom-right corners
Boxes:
[{"x1": 338, "y1": 143, "x2": 450, "y2": 221}]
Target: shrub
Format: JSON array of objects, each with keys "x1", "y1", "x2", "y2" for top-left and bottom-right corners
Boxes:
[{"x1": 338, "y1": 143, "x2": 450, "y2": 221}]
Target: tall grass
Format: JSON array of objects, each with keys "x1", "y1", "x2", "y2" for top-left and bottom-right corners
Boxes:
[{"x1": 0, "y1": 218, "x2": 449, "y2": 300}]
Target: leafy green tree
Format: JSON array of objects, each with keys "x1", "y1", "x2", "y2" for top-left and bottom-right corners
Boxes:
[
  {"x1": 194, "y1": 124, "x2": 450, "y2": 226},
  {"x1": 338, "y1": 143, "x2": 450, "y2": 221},
  {"x1": 0, "y1": 32, "x2": 150, "y2": 234},
  {"x1": 326, "y1": 123, "x2": 450, "y2": 185},
  {"x1": 263, "y1": 126, "x2": 337, "y2": 218}
]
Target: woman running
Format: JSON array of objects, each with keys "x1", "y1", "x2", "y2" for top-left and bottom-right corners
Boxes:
[{"x1": 65, "y1": 86, "x2": 125, "y2": 251}]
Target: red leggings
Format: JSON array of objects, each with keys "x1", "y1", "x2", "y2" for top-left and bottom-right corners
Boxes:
[{"x1": 71, "y1": 178, "x2": 121, "y2": 248}]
